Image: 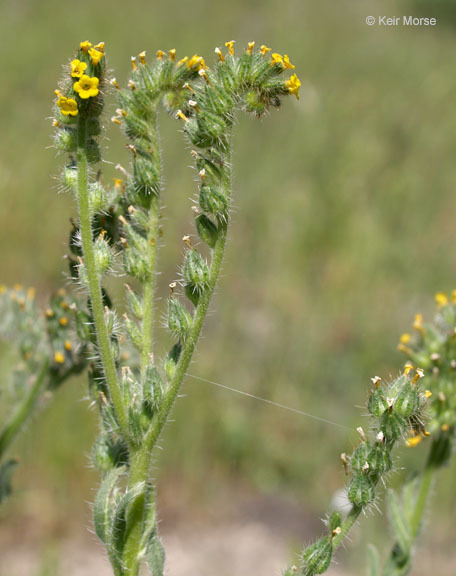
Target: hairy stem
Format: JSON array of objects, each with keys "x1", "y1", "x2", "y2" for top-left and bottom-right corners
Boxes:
[
  {"x1": 122, "y1": 139, "x2": 232, "y2": 575},
  {"x1": 140, "y1": 108, "x2": 160, "y2": 378},
  {"x1": 410, "y1": 462, "x2": 434, "y2": 539},
  {"x1": 332, "y1": 505, "x2": 362, "y2": 550},
  {"x1": 0, "y1": 360, "x2": 49, "y2": 458},
  {"x1": 77, "y1": 118, "x2": 128, "y2": 438}
]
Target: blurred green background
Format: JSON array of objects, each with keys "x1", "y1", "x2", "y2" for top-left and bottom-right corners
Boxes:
[{"x1": 1, "y1": 0, "x2": 456, "y2": 573}]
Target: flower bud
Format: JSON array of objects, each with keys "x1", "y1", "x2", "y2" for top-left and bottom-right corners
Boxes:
[
  {"x1": 195, "y1": 214, "x2": 219, "y2": 248},
  {"x1": 347, "y1": 475, "x2": 376, "y2": 507},
  {"x1": 302, "y1": 536, "x2": 333, "y2": 574},
  {"x1": 199, "y1": 185, "x2": 229, "y2": 219},
  {"x1": 168, "y1": 297, "x2": 192, "y2": 341}
]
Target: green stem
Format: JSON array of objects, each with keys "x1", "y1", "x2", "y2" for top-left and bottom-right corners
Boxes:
[
  {"x1": 332, "y1": 505, "x2": 362, "y2": 550},
  {"x1": 122, "y1": 140, "x2": 233, "y2": 575},
  {"x1": 145, "y1": 156, "x2": 231, "y2": 453},
  {"x1": 0, "y1": 360, "x2": 49, "y2": 458},
  {"x1": 77, "y1": 118, "x2": 128, "y2": 438},
  {"x1": 410, "y1": 463, "x2": 434, "y2": 539},
  {"x1": 140, "y1": 140, "x2": 160, "y2": 378}
]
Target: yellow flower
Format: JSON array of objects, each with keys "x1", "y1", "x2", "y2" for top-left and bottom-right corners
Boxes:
[
  {"x1": 424, "y1": 390, "x2": 432, "y2": 399},
  {"x1": 435, "y1": 291, "x2": 448, "y2": 309},
  {"x1": 406, "y1": 435, "x2": 422, "y2": 447},
  {"x1": 64, "y1": 340, "x2": 72, "y2": 351},
  {"x1": 54, "y1": 351, "x2": 65, "y2": 364},
  {"x1": 187, "y1": 54, "x2": 207, "y2": 70},
  {"x1": 59, "y1": 316, "x2": 68, "y2": 327},
  {"x1": 404, "y1": 362, "x2": 414, "y2": 375},
  {"x1": 94, "y1": 42, "x2": 105, "y2": 52},
  {"x1": 283, "y1": 54, "x2": 295, "y2": 69},
  {"x1": 215, "y1": 47, "x2": 225, "y2": 62},
  {"x1": 73, "y1": 74, "x2": 99, "y2": 99},
  {"x1": 285, "y1": 73, "x2": 301, "y2": 99},
  {"x1": 89, "y1": 47, "x2": 104, "y2": 66},
  {"x1": 271, "y1": 52, "x2": 284, "y2": 66},
  {"x1": 80, "y1": 40, "x2": 92, "y2": 52},
  {"x1": 177, "y1": 56, "x2": 188, "y2": 66},
  {"x1": 400, "y1": 333, "x2": 411, "y2": 344},
  {"x1": 247, "y1": 41, "x2": 255, "y2": 55},
  {"x1": 156, "y1": 49, "x2": 165, "y2": 60},
  {"x1": 225, "y1": 40, "x2": 235, "y2": 55},
  {"x1": 57, "y1": 96, "x2": 78, "y2": 116},
  {"x1": 139, "y1": 51, "x2": 147, "y2": 65},
  {"x1": 169, "y1": 49, "x2": 176, "y2": 61},
  {"x1": 260, "y1": 45, "x2": 271, "y2": 56},
  {"x1": 71, "y1": 59, "x2": 87, "y2": 78},
  {"x1": 441, "y1": 423, "x2": 450, "y2": 432},
  {"x1": 131, "y1": 56, "x2": 137, "y2": 70},
  {"x1": 413, "y1": 313, "x2": 424, "y2": 333}
]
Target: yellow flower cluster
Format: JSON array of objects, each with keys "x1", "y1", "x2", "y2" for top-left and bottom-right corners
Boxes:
[
  {"x1": 80, "y1": 40, "x2": 105, "y2": 66},
  {"x1": 55, "y1": 41, "x2": 104, "y2": 118}
]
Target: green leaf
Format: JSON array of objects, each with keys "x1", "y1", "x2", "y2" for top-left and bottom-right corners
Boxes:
[
  {"x1": 93, "y1": 465, "x2": 126, "y2": 544},
  {"x1": 387, "y1": 490, "x2": 411, "y2": 557},
  {"x1": 367, "y1": 543, "x2": 380, "y2": 576},
  {"x1": 145, "y1": 527, "x2": 165, "y2": 576},
  {"x1": 108, "y1": 481, "x2": 146, "y2": 574},
  {"x1": 382, "y1": 543, "x2": 411, "y2": 576}
]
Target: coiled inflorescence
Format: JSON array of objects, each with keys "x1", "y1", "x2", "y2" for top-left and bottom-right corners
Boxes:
[{"x1": 290, "y1": 367, "x2": 429, "y2": 576}]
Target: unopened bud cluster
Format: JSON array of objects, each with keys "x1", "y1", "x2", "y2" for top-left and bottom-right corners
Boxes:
[{"x1": 294, "y1": 367, "x2": 428, "y2": 576}]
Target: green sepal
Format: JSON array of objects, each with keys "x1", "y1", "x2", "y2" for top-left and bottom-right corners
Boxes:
[
  {"x1": 367, "y1": 443, "x2": 392, "y2": 475},
  {"x1": 92, "y1": 435, "x2": 129, "y2": 473},
  {"x1": 125, "y1": 285, "x2": 143, "y2": 320},
  {"x1": 124, "y1": 315, "x2": 143, "y2": 352},
  {"x1": 185, "y1": 283, "x2": 200, "y2": 307},
  {"x1": 347, "y1": 474, "x2": 376, "y2": 507},
  {"x1": 351, "y1": 442, "x2": 370, "y2": 473},
  {"x1": 302, "y1": 536, "x2": 333, "y2": 575},
  {"x1": 368, "y1": 387, "x2": 389, "y2": 418},
  {"x1": 394, "y1": 383, "x2": 418, "y2": 418},
  {"x1": 329, "y1": 511, "x2": 341, "y2": 532},
  {"x1": 168, "y1": 298, "x2": 192, "y2": 341},
  {"x1": 143, "y1": 364, "x2": 164, "y2": 415},
  {"x1": 199, "y1": 185, "x2": 229, "y2": 219},
  {"x1": 380, "y1": 411, "x2": 407, "y2": 442},
  {"x1": 183, "y1": 249, "x2": 210, "y2": 293},
  {"x1": 195, "y1": 213, "x2": 219, "y2": 248},
  {"x1": 164, "y1": 342, "x2": 182, "y2": 380}
]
